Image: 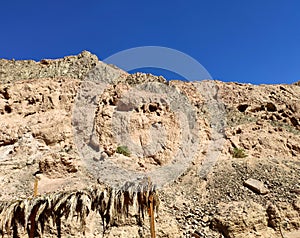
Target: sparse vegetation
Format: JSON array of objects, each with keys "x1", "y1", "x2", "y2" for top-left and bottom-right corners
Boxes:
[
  {"x1": 232, "y1": 147, "x2": 248, "y2": 158},
  {"x1": 269, "y1": 120, "x2": 300, "y2": 135},
  {"x1": 116, "y1": 145, "x2": 131, "y2": 156},
  {"x1": 226, "y1": 107, "x2": 257, "y2": 127}
]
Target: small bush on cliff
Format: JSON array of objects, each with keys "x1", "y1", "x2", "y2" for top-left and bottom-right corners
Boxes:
[
  {"x1": 116, "y1": 145, "x2": 131, "y2": 156},
  {"x1": 232, "y1": 147, "x2": 247, "y2": 158}
]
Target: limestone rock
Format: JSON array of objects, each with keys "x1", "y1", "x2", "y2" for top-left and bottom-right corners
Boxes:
[
  {"x1": 0, "y1": 52, "x2": 299, "y2": 238},
  {"x1": 39, "y1": 153, "x2": 78, "y2": 178},
  {"x1": 211, "y1": 201, "x2": 276, "y2": 238},
  {"x1": 0, "y1": 50, "x2": 99, "y2": 83},
  {"x1": 244, "y1": 178, "x2": 269, "y2": 195}
]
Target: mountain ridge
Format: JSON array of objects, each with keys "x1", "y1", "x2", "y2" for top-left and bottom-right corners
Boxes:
[{"x1": 0, "y1": 51, "x2": 299, "y2": 238}]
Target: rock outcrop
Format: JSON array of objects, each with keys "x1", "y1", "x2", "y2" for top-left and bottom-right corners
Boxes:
[{"x1": 0, "y1": 51, "x2": 299, "y2": 238}]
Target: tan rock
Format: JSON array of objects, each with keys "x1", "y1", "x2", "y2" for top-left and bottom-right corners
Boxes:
[
  {"x1": 0, "y1": 52, "x2": 300, "y2": 238},
  {"x1": 244, "y1": 178, "x2": 269, "y2": 194},
  {"x1": 212, "y1": 201, "x2": 277, "y2": 238}
]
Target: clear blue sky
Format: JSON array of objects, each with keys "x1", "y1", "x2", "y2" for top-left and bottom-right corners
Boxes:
[{"x1": 1, "y1": 0, "x2": 300, "y2": 84}]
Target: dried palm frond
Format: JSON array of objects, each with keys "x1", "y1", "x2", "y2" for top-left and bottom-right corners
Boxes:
[{"x1": 0, "y1": 178, "x2": 159, "y2": 237}]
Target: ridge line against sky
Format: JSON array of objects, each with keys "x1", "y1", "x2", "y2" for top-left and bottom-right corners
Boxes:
[{"x1": 0, "y1": 0, "x2": 300, "y2": 85}]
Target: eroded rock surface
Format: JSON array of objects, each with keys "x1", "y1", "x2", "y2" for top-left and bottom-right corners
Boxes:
[{"x1": 0, "y1": 52, "x2": 299, "y2": 237}]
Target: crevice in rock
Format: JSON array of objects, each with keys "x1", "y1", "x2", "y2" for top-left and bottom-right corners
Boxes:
[
  {"x1": 149, "y1": 103, "x2": 158, "y2": 112},
  {"x1": 290, "y1": 117, "x2": 299, "y2": 127},
  {"x1": 0, "y1": 139, "x2": 17, "y2": 147},
  {"x1": 266, "y1": 102, "x2": 277, "y2": 112},
  {"x1": 4, "y1": 105, "x2": 12, "y2": 113},
  {"x1": 237, "y1": 104, "x2": 248, "y2": 112},
  {"x1": 24, "y1": 112, "x2": 36, "y2": 117},
  {"x1": 0, "y1": 88, "x2": 10, "y2": 100}
]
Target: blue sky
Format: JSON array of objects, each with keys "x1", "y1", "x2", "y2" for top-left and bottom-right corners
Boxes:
[{"x1": 0, "y1": 0, "x2": 300, "y2": 84}]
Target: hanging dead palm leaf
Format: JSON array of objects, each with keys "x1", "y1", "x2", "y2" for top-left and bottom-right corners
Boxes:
[{"x1": 0, "y1": 178, "x2": 159, "y2": 237}]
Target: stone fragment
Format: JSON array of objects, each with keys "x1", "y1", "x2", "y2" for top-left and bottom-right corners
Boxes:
[
  {"x1": 244, "y1": 178, "x2": 269, "y2": 195},
  {"x1": 93, "y1": 156, "x2": 100, "y2": 162},
  {"x1": 100, "y1": 151, "x2": 109, "y2": 161},
  {"x1": 211, "y1": 201, "x2": 270, "y2": 238},
  {"x1": 290, "y1": 189, "x2": 300, "y2": 194},
  {"x1": 202, "y1": 216, "x2": 210, "y2": 223}
]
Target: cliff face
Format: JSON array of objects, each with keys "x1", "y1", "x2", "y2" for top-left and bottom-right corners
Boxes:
[{"x1": 0, "y1": 52, "x2": 299, "y2": 238}]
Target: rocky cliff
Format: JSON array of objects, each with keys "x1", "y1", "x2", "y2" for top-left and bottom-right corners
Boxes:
[{"x1": 0, "y1": 51, "x2": 299, "y2": 238}]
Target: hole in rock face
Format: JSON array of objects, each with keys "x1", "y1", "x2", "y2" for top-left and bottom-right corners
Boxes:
[
  {"x1": 109, "y1": 98, "x2": 115, "y2": 106},
  {"x1": 237, "y1": 104, "x2": 249, "y2": 112},
  {"x1": 40, "y1": 59, "x2": 49, "y2": 65},
  {"x1": 290, "y1": 117, "x2": 299, "y2": 127},
  {"x1": 4, "y1": 105, "x2": 12, "y2": 113},
  {"x1": 274, "y1": 114, "x2": 282, "y2": 120},
  {"x1": 0, "y1": 88, "x2": 10, "y2": 100},
  {"x1": 27, "y1": 98, "x2": 36, "y2": 105},
  {"x1": 149, "y1": 103, "x2": 158, "y2": 112},
  {"x1": 236, "y1": 128, "x2": 242, "y2": 134},
  {"x1": 279, "y1": 86, "x2": 287, "y2": 91},
  {"x1": 141, "y1": 104, "x2": 146, "y2": 113},
  {"x1": 266, "y1": 102, "x2": 277, "y2": 112}
]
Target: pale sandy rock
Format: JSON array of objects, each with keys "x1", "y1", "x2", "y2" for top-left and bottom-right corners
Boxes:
[
  {"x1": 0, "y1": 50, "x2": 99, "y2": 84},
  {"x1": 211, "y1": 201, "x2": 277, "y2": 238},
  {"x1": 39, "y1": 153, "x2": 79, "y2": 178},
  {"x1": 0, "y1": 52, "x2": 299, "y2": 238},
  {"x1": 244, "y1": 178, "x2": 269, "y2": 195}
]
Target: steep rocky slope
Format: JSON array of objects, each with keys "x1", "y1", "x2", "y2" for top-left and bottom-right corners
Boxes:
[{"x1": 0, "y1": 51, "x2": 299, "y2": 237}]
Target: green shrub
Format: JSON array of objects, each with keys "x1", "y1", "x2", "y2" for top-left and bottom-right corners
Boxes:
[
  {"x1": 116, "y1": 145, "x2": 131, "y2": 157},
  {"x1": 232, "y1": 147, "x2": 247, "y2": 158}
]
